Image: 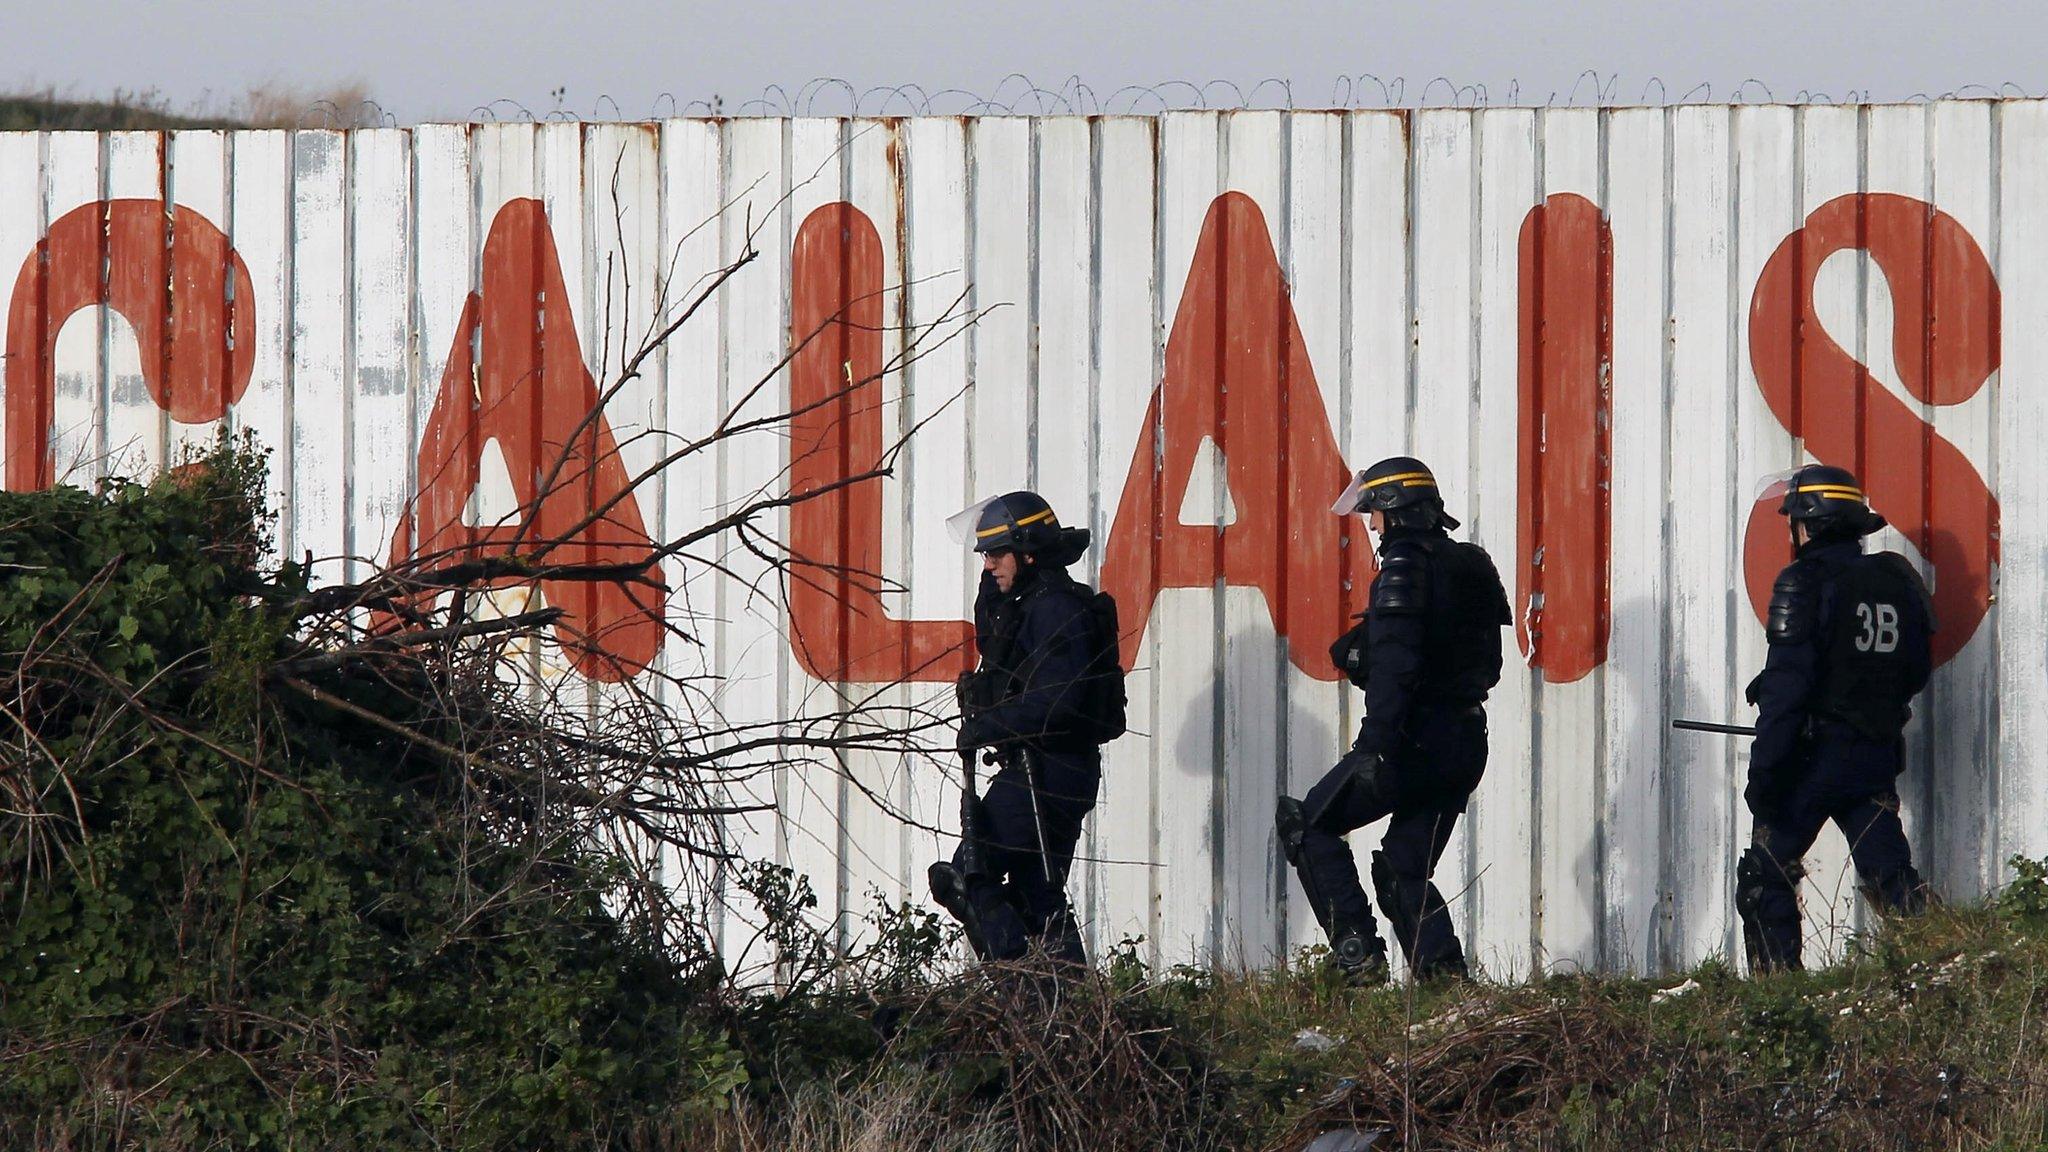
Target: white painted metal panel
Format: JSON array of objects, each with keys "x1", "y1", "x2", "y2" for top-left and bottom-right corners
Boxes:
[
  {"x1": 1154, "y1": 110, "x2": 1222, "y2": 962},
  {"x1": 1730, "y1": 103, "x2": 1800, "y2": 975},
  {"x1": 0, "y1": 130, "x2": 39, "y2": 484},
  {"x1": 167, "y1": 130, "x2": 229, "y2": 467},
  {"x1": 347, "y1": 130, "x2": 411, "y2": 583},
  {"x1": 228, "y1": 131, "x2": 292, "y2": 522},
  {"x1": 1664, "y1": 105, "x2": 1737, "y2": 969},
  {"x1": 1090, "y1": 115, "x2": 1161, "y2": 965},
  {"x1": 656, "y1": 116, "x2": 730, "y2": 945},
  {"x1": 1928, "y1": 101, "x2": 1999, "y2": 902},
  {"x1": 964, "y1": 115, "x2": 1038, "y2": 959},
  {"x1": 45, "y1": 133, "x2": 102, "y2": 487},
  {"x1": 586, "y1": 120, "x2": 668, "y2": 885},
  {"x1": 289, "y1": 130, "x2": 348, "y2": 583},
  {"x1": 1469, "y1": 108, "x2": 1537, "y2": 980},
  {"x1": 103, "y1": 132, "x2": 162, "y2": 481},
  {"x1": 1861, "y1": 103, "x2": 1936, "y2": 919},
  {"x1": 1408, "y1": 107, "x2": 1479, "y2": 981},
  {"x1": 1997, "y1": 103, "x2": 2048, "y2": 876},
  {"x1": 900, "y1": 116, "x2": 971, "y2": 938},
  {"x1": 1027, "y1": 115, "x2": 1101, "y2": 953},
  {"x1": 408, "y1": 123, "x2": 472, "y2": 564},
  {"x1": 1603, "y1": 106, "x2": 1670, "y2": 974},
  {"x1": 720, "y1": 115, "x2": 806, "y2": 961},
  {"x1": 0, "y1": 105, "x2": 2038, "y2": 977},
  {"x1": 1282, "y1": 110, "x2": 1349, "y2": 961},
  {"x1": 471, "y1": 123, "x2": 535, "y2": 544},
  {"x1": 1220, "y1": 109, "x2": 1286, "y2": 965},
  {"x1": 841, "y1": 114, "x2": 904, "y2": 936}
]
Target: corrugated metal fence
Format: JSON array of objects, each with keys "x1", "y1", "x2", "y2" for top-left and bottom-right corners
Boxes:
[{"x1": 4, "y1": 105, "x2": 2045, "y2": 977}]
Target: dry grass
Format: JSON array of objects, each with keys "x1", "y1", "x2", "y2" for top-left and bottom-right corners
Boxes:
[
  {"x1": 633, "y1": 898, "x2": 2048, "y2": 1152},
  {"x1": 235, "y1": 79, "x2": 381, "y2": 128},
  {"x1": 0, "y1": 81, "x2": 383, "y2": 131}
]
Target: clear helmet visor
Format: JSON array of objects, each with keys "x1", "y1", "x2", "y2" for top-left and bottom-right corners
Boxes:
[
  {"x1": 1752, "y1": 468, "x2": 1801, "y2": 508},
  {"x1": 1330, "y1": 470, "x2": 1370, "y2": 516},
  {"x1": 945, "y1": 495, "x2": 1004, "y2": 548}
]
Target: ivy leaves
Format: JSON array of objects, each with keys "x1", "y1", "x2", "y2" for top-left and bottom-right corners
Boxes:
[{"x1": 0, "y1": 436, "x2": 722, "y2": 1150}]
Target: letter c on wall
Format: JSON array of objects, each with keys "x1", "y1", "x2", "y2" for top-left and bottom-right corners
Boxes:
[{"x1": 5, "y1": 199, "x2": 256, "y2": 490}]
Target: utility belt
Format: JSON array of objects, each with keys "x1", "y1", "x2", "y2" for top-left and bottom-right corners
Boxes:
[
  {"x1": 1806, "y1": 713, "x2": 1907, "y2": 747},
  {"x1": 1409, "y1": 698, "x2": 1486, "y2": 722},
  {"x1": 1381, "y1": 701, "x2": 1486, "y2": 765}
]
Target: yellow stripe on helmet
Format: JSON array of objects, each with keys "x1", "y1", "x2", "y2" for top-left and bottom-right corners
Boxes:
[
  {"x1": 974, "y1": 507, "x2": 1057, "y2": 537},
  {"x1": 1364, "y1": 470, "x2": 1436, "y2": 490},
  {"x1": 1794, "y1": 483, "x2": 1867, "y2": 502}
]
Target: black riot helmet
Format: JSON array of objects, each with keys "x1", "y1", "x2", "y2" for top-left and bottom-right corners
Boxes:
[
  {"x1": 1333, "y1": 455, "x2": 1461, "y2": 531},
  {"x1": 960, "y1": 490, "x2": 1063, "y2": 554},
  {"x1": 1777, "y1": 463, "x2": 1886, "y2": 543}
]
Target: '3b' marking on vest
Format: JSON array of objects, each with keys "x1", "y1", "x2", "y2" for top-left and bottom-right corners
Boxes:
[{"x1": 1855, "y1": 602, "x2": 1900, "y2": 654}]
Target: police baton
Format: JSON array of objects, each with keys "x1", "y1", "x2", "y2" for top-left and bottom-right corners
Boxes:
[
  {"x1": 1670, "y1": 719, "x2": 1756, "y2": 737},
  {"x1": 953, "y1": 674, "x2": 988, "y2": 879},
  {"x1": 957, "y1": 748, "x2": 986, "y2": 877}
]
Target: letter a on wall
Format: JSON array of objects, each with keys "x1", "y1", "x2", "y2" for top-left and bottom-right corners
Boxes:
[
  {"x1": 1100, "y1": 191, "x2": 1365, "y2": 680},
  {"x1": 390, "y1": 198, "x2": 663, "y2": 682}
]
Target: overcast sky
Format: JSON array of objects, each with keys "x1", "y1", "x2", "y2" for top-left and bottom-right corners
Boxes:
[{"x1": 10, "y1": 0, "x2": 2047, "y2": 122}]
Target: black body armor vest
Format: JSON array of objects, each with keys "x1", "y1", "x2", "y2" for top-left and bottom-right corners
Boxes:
[{"x1": 1813, "y1": 553, "x2": 1933, "y2": 740}]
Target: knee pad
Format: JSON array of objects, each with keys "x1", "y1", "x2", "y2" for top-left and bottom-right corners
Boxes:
[
  {"x1": 1736, "y1": 846, "x2": 1801, "y2": 906},
  {"x1": 1276, "y1": 795, "x2": 1308, "y2": 866},
  {"x1": 1736, "y1": 846, "x2": 1805, "y2": 973}
]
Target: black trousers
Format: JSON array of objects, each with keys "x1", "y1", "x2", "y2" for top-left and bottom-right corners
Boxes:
[
  {"x1": 1294, "y1": 705, "x2": 1486, "y2": 975},
  {"x1": 1744, "y1": 786, "x2": 1918, "y2": 969},
  {"x1": 951, "y1": 747, "x2": 1100, "y2": 962}
]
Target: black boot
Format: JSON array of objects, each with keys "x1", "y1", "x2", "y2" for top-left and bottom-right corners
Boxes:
[
  {"x1": 928, "y1": 861, "x2": 990, "y2": 959},
  {"x1": 1370, "y1": 852, "x2": 1467, "y2": 981},
  {"x1": 1328, "y1": 923, "x2": 1389, "y2": 987},
  {"x1": 1859, "y1": 864, "x2": 1932, "y2": 917}
]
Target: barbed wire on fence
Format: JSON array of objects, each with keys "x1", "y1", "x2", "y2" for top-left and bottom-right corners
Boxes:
[{"x1": 271, "y1": 74, "x2": 2048, "y2": 128}]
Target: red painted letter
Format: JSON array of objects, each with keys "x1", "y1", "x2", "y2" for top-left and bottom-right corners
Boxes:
[
  {"x1": 1745, "y1": 192, "x2": 1999, "y2": 667},
  {"x1": 1517, "y1": 193, "x2": 1613, "y2": 682},
  {"x1": 1099, "y1": 191, "x2": 1365, "y2": 680},
  {"x1": 783, "y1": 193, "x2": 1365, "y2": 684},
  {"x1": 785, "y1": 202, "x2": 974, "y2": 682},
  {"x1": 5, "y1": 199, "x2": 255, "y2": 490},
  {"x1": 390, "y1": 199, "x2": 663, "y2": 681}
]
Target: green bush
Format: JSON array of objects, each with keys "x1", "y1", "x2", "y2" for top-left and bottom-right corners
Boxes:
[{"x1": 0, "y1": 438, "x2": 738, "y2": 1150}]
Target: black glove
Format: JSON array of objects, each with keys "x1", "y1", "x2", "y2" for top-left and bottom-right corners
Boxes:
[{"x1": 956, "y1": 715, "x2": 991, "y2": 754}]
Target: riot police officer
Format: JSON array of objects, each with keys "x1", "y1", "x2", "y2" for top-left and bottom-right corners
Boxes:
[
  {"x1": 1277, "y1": 457, "x2": 1511, "y2": 983},
  {"x1": 1738, "y1": 463, "x2": 1935, "y2": 973},
  {"x1": 928, "y1": 491, "x2": 1121, "y2": 965}
]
